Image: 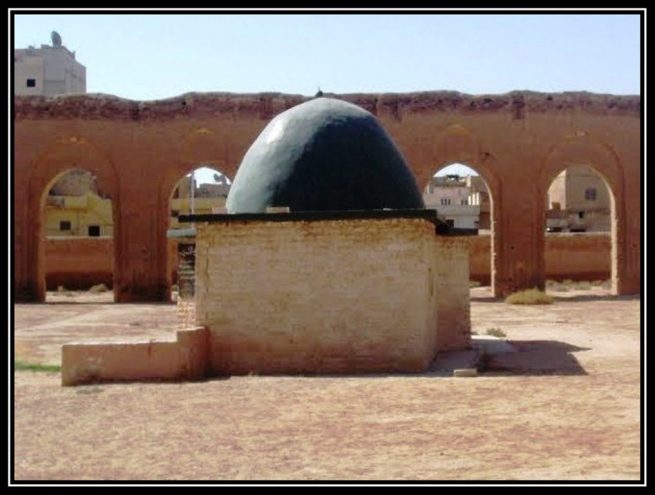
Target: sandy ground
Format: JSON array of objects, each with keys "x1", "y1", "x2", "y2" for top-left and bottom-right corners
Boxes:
[{"x1": 12, "y1": 287, "x2": 642, "y2": 482}]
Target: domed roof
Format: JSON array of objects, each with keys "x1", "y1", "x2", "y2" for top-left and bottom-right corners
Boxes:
[{"x1": 226, "y1": 97, "x2": 424, "y2": 213}]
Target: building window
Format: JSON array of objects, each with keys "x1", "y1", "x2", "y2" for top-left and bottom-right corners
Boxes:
[
  {"x1": 88, "y1": 225, "x2": 101, "y2": 237},
  {"x1": 59, "y1": 221, "x2": 71, "y2": 231},
  {"x1": 585, "y1": 188, "x2": 597, "y2": 201},
  {"x1": 578, "y1": 211, "x2": 585, "y2": 219},
  {"x1": 26, "y1": 78, "x2": 36, "y2": 87},
  {"x1": 461, "y1": 199, "x2": 468, "y2": 205},
  {"x1": 440, "y1": 198, "x2": 451, "y2": 205}
]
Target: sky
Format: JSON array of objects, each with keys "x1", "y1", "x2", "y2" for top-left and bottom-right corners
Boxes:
[
  {"x1": 12, "y1": 11, "x2": 642, "y2": 182},
  {"x1": 13, "y1": 12, "x2": 641, "y2": 99}
]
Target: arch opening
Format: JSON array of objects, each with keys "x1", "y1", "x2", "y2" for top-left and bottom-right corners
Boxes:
[
  {"x1": 543, "y1": 164, "x2": 615, "y2": 295},
  {"x1": 41, "y1": 168, "x2": 115, "y2": 302},
  {"x1": 424, "y1": 162, "x2": 495, "y2": 294},
  {"x1": 167, "y1": 165, "x2": 232, "y2": 303}
]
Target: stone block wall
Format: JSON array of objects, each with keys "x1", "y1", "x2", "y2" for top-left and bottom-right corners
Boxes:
[
  {"x1": 434, "y1": 236, "x2": 471, "y2": 351},
  {"x1": 194, "y1": 216, "x2": 454, "y2": 375}
]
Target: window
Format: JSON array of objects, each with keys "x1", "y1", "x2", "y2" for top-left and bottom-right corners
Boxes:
[
  {"x1": 461, "y1": 199, "x2": 468, "y2": 205},
  {"x1": 585, "y1": 188, "x2": 597, "y2": 201},
  {"x1": 59, "y1": 221, "x2": 71, "y2": 231},
  {"x1": 578, "y1": 211, "x2": 585, "y2": 219},
  {"x1": 88, "y1": 225, "x2": 101, "y2": 237},
  {"x1": 440, "y1": 198, "x2": 451, "y2": 206},
  {"x1": 26, "y1": 78, "x2": 36, "y2": 87}
]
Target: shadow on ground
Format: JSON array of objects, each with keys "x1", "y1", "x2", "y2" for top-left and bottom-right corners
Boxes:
[
  {"x1": 482, "y1": 340, "x2": 590, "y2": 376},
  {"x1": 469, "y1": 296, "x2": 503, "y2": 303}
]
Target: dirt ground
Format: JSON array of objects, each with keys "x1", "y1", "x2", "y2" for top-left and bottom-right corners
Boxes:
[{"x1": 12, "y1": 287, "x2": 642, "y2": 482}]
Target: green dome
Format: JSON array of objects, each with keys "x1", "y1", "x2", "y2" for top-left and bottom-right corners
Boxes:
[{"x1": 226, "y1": 97, "x2": 424, "y2": 213}]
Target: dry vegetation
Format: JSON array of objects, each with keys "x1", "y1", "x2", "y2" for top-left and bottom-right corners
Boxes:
[
  {"x1": 485, "y1": 327, "x2": 506, "y2": 338},
  {"x1": 505, "y1": 288, "x2": 554, "y2": 305},
  {"x1": 88, "y1": 283, "x2": 109, "y2": 293}
]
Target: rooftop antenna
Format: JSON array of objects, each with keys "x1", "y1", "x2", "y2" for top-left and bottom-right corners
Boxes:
[{"x1": 51, "y1": 31, "x2": 62, "y2": 47}]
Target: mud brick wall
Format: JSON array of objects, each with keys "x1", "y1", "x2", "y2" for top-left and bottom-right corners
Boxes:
[{"x1": 468, "y1": 233, "x2": 611, "y2": 284}]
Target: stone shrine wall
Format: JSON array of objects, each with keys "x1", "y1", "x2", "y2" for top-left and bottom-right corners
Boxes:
[{"x1": 193, "y1": 215, "x2": 467, "y2": 374}]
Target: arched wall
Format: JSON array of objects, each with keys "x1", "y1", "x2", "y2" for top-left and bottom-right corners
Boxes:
[
  {"x1": 417, "y1": 123, "x2": 505, "y2": 297},
  {"x1": 14, "y1": 91, "x2": 641, "y2": 301},
  {"x1": 19, "y1": 137, "x2": 120, "y2": 301},
  {"x1": 537, "y1": 135, "x2": 627, "y2": 294},
  {"x1": 158, "y1": 133, "x2": 237, "y2": 302}
]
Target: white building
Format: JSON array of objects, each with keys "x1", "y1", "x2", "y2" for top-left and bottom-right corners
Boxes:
[
  {"x1": 423, "y1": 174, "x2": 481, "y2": 230},
  {"x1": 14, "y1": 32, "x2": 86, "y2": 96}
]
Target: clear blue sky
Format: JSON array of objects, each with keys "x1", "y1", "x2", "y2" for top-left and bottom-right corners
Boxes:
[{"x1": 13, "y1": 12, "x2": 641, "y2": 100}]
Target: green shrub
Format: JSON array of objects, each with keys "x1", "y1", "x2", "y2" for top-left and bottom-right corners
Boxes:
[
  {"x1": 485, "y1": 327, "x2": 506, "y2": 338},
  {"x1": 505, "y1": 288, "x2": 554, "y2": 305},
  {"x1": 15, "y1": 361, "x2": 61, "y2": 373}
]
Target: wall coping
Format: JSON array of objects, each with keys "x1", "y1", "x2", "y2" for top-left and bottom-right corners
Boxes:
[
  {"x1": 179, "y1": 209, "x2": 480, "y2": 236},
  {"x1": 14, "y1": 90, "x2": 640, "y2": 121}
]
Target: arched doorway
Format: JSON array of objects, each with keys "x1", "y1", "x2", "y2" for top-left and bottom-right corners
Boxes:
[
  {"x1": 23, "y1": 137, "x2": 120, "y2": 303},
  {"x1": 538, "y1": 137, "x2": 624, "y2": 295},
  {"x1": 41, "y1": 168, "x2": 116, "y2": 302},
  {"x1": 543, "y1": 165, "x2": 615, "y2": 295},
  {"x1": 424, "y1": 162, "x2": 496, "y2": 296},
  {"x1": 167, "y1": 165, "x2": 232, "y2": 302}
]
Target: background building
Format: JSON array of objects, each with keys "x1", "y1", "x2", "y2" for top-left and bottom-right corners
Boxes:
[
  {"x1": 423, "y1": 174, "x2": 482, "y2": 230},
  {"x1": 546, "y1": 165, "x2": 611, "y2": 232},
  {"x1": 45, "y1": 170, "x2": 112, "y2": 237},
  {"x1": 464, "y1": 175, "x2": 491, "y2": 231},
  {"x1": 14, "y1": 32, "x2": 86, "y2": 96},
  {"x1": 170, "y1": 174, "x2": 231, "y2": 229},
  {"x1": 45, "y1": 169, "x2": 231, "y2": 236}
]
